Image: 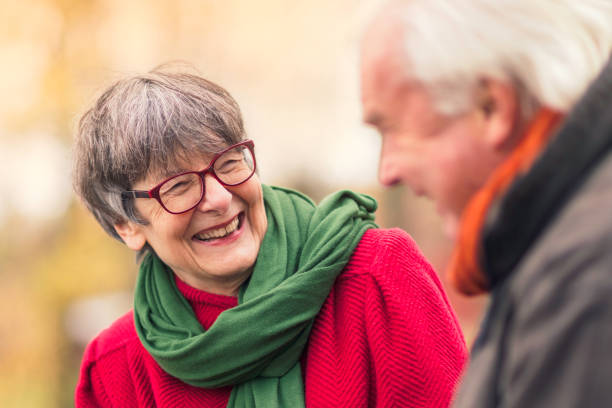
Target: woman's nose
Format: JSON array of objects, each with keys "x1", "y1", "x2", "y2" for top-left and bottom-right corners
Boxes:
[{"x1": 196, "y1": 174, "x2": 233, "y2": 213}]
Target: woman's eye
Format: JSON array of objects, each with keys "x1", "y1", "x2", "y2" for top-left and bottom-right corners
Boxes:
[
  {"x1": 169, "y1": 181, "x2": 187, "y2": 190},
  {"x1": 216, "y1": 158, "x2": 244, "y2": 174},
  {"x1": 162, "y1": 178, "x2": 194, "y2": 195}
]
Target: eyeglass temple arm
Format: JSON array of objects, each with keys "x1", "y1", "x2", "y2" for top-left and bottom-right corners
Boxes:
[{"x1": 121, "y1": 190, "x2": 151, "y2": 199}]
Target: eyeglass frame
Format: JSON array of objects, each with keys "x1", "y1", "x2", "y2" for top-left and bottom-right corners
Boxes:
[{"x1": 121, "y1": 139, "x2": 256, "y2": 215}]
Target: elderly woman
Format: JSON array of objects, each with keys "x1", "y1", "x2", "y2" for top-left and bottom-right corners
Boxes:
[{"x1": 73, "y1": 67, "x2": 467, "y2": 408}]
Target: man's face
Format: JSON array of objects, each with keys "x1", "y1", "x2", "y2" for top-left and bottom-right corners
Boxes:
[{"x1": 360, "y1": 27, "x2": 503, "y2": 238}]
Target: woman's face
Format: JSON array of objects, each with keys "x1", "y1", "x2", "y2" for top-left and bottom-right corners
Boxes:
[{"x1": 116, "y1": 155, "x2": 268, "y2": 296}]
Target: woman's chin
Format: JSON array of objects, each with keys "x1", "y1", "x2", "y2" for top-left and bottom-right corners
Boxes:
[{"x1": 189, "y1": 241, "x2": 260, "y2": 283}]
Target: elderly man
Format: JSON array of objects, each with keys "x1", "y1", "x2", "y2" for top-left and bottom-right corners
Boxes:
[{"x1": 361, "y1": 0, "x2": 612, "y2": 407}]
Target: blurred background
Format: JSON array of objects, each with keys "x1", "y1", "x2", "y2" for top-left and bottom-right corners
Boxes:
[{"x1": 0, "y1": 0, "x2": 486, "y2": 406}]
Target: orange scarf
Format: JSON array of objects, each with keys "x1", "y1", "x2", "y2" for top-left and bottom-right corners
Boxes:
[{"x1": 448, "y1": 108, "x2": 564, "y2": 296}]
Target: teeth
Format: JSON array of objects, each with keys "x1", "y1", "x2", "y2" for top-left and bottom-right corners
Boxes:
[{"x1": 195, "y1": 216, "x2": 240, "y2": 241}]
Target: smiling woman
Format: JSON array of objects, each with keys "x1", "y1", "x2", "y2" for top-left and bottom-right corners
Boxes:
[
  {"x1": 115, "y1": 139, "x2": 265, "y2": 295},
  {"x1": 72, "y1": 65, "x2": 467, "y2": 408}
]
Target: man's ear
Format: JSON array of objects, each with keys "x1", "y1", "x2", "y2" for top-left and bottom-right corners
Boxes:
[
  {"x1": 476, "y1": 78, "x2": 519, "y2": 151},
  {"x1": 114, "y1": 220, "x2": 147, "y2": 251}
]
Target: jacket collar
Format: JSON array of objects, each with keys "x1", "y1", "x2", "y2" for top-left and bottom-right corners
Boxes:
[
  {"x1": 449, "y1": 57, "x2": 612, "y2": 295},
  {"x1": 482, "y1": 57, "x2": 612, "y2": 290}
]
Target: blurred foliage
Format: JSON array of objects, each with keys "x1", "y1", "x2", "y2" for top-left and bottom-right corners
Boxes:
[{"x1": 0, "y1": 204, "x2": 135, "y2": 408}]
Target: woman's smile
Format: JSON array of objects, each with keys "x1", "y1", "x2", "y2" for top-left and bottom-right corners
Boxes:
[
  {"x1": 192, "y1": 212, "x2": 245, "y2": 246},
  {"x1": 123, "y1": 171, "x2": 268, "y2": 295}
]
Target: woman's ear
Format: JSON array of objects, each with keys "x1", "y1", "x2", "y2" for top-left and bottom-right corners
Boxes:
[
  {"x1": 114, "y1": 220, "x2": 147, "y2": 251},
  {"x1": 475, "y1": 78, "x2": 519, "y2": 151}
]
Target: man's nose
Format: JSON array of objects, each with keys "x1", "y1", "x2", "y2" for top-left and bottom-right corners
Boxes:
[{"x1": 378, "y1": 148, "x2": 402, "y2": 187}]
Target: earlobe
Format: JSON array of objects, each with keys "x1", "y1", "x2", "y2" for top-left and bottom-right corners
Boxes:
[
  {"x1": 477, "y1": 79, "x2": 519, "y2": 151},
  {"x1": 114, "y1": 220, "x2": 147, "y2": 251}
]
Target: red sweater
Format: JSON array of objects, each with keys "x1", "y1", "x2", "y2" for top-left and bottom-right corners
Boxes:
[{"x1": 76, "y1": 228, "x2": 467, "y2": 407}]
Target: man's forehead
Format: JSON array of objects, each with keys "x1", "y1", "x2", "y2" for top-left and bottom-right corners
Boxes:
[
  {"x1": 361, "y1": 5, "x2": 414, "y2": 125},
  {"x1": 361, "y1": 14, "x2": 409, "y2": 91},
  {"x1": 361, "y1": 2, "x2": 406, "y2": 59},
  {"x1": 361, "y1": 48, "x2": 408, "y2": 126}
]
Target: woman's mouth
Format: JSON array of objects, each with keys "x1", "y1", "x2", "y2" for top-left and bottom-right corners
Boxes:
[{"x1": 193, "y1": 213, "x2": 244, "y2": 243}]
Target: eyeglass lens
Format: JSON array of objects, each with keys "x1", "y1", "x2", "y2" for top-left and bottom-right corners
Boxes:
[{"x1": 158, "y1": 144, "x2": 255, "y2": 213}]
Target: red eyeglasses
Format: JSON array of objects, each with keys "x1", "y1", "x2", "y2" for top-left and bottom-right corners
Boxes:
[{"x1": 121, "y1": 140, "x2": 256, "y2": 214}]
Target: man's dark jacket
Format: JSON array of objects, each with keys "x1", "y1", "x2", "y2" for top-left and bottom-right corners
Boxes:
[{"x1": 454, "y1": 57, "x2": 612, "y2": 407}]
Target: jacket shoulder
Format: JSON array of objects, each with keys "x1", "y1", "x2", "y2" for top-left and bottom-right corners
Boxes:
[
  {"x1": 460, "y1": 157, "x2": 612, "y2": 408},
  {"x1": 513, "y1": 153, "x2": 612, "y2": 298}
]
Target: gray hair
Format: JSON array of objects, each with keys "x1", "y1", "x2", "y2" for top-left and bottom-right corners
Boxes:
[
  {"x1": 393, "y1": 0, "x2": 612, "y2": 118},
  {"x1": 73, "y1": 65, "x2": 246, "y2": 243}
]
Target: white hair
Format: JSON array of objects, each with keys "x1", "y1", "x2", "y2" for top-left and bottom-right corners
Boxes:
[{"x1": 395, "y1": 0, "x2": 612, "y2": 116}]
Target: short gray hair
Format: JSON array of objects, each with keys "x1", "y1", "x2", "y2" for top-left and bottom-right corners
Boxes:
[
  {"x1": 73, "y1": 65, "x2": 246, "y2": 242},
  {"x1": 393, "y1": 0, "x2": 612, "y2": 118}
]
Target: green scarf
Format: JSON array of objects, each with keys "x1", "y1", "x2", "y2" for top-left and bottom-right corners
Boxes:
[{"x1": 134, "y1": 185, "x2": 377, "y2": 407}]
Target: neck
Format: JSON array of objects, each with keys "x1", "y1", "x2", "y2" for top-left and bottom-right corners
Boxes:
[
  {"x1": 447, "y1": 108, "x2": 564, "y2": 295},
  {"x1": 173, "y1": 270, "x2": 251, "y2": 297}
]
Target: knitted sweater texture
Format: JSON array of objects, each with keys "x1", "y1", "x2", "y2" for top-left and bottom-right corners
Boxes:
[{"x1": 76, "y1": 228, "x2": 467, "y2": 407}]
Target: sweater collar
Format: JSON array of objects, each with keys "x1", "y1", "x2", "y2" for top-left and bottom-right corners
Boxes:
[{"x1": 174, "y1": 274, "x2": 238, "y2": 309}]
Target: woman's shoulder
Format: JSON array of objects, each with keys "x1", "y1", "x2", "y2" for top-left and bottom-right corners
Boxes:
[
  {"x1": 81, "y1": 310, "x2": 139, "y2": 364},
  {"x1": 76, "y1": 310, "x2": 153, "y2": 406},
  {"x1": 347, "y1": 228, "x2": 430, "y2": 271},
  {"x1": 341, "y1": 227, "x2": 446, "y2": 293},
  {"x1": 359, "y1": 227, "x2": 419, "y2": 249}
]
